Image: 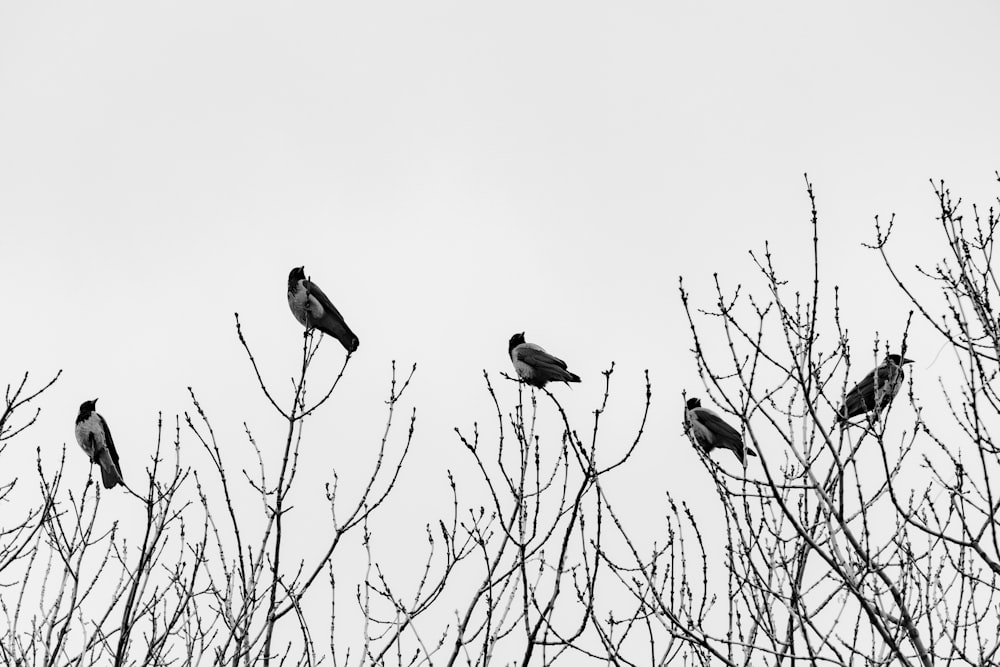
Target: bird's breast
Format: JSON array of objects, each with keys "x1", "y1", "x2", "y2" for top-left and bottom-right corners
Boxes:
[
  {"x1": 287, "y1": 284, "x2": 311, "y2": 327},
  {"x1": 513, "y1": 358, "x2": 534, "y2": 380},
  {"x1": 74, "y1": 414, "x2": 105, "y2": 455}
]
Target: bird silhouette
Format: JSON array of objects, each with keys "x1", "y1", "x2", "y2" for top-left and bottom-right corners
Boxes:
[
  {"x1": 684, "y1": 397, "x2": 756, "y2": 465},
  {"x1": 287, "y1": 266, "x2": 359, "y2": 353},
  {"x1": 74, "y1": 399, "x2": 124, "y2": 489},
  {"x1": 837, "y1": 354, "x2": 913, "y2": 425},
  {"x1": 508, "y1": 332, "x2": 581, "y2": 389}
]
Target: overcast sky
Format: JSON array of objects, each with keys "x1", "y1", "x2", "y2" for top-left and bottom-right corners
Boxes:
[{"x1": 2, "y1": 0, "x2": 999, "y2": 653}]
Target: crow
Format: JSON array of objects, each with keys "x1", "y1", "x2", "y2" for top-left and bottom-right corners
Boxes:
[
  {"x1": 508, "y1": 332, "x2": 581, "y2": 389},
  {"x1": 75, "y1": 399, "x2": 124, "y2": 489},
  {"x1": 684, "y1": 397, "x2": 756, "y2": 465},
  {"x1": 287, "y1": 266, "x2": 359, "y2": 353},
  {"x1": 837, "y1": 354, "x2": 913, "y2": 425}
]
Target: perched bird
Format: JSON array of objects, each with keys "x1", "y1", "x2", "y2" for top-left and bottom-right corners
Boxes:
[
  {"x1": 684, "y1": 397, "x2": 756, "y2": 465},
  {"x1": 508, "y1": 332, "x2": 581, "y2": 389},
  {"x1": 287, "y1": 266, "x2": 359, "y2": 353},
  {"x1": 74, "y1": 399, "x2": 124, "y2": 489},
  {"x1": 836, "y1": 353, "x2": 914, "y2": 424}
]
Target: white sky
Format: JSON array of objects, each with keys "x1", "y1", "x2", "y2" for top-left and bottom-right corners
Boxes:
[{"x1": 2, "y1": 0, "x2": 1000, "y2": 656}]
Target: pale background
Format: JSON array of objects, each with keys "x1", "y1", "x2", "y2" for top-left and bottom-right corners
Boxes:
[{"x1": 1, "y1": 0, "x2": 999, "y2": 653}]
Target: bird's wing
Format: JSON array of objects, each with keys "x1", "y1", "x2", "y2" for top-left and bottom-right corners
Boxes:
[
  {"x1": 98, "y1": 414, "x2": 123, "y2": 477},
  {"x1": 694, "y1": 407, "x2": 750, "y2": 464},
  {"x1": 694, "y1": 408, "x2": 742, "y2": 442},
  {"x1": 303, "y1": 280, "x2": 358, "y2": 351},
  {"x1": 303, "y1": 280, "x2": 348, "y2": 321},
  {"x1": 516, "y1": 344, "x2": 569, "y2": 371},
  {"x1": 841, "y1": 368, "x2": 877, "y2": 417}
]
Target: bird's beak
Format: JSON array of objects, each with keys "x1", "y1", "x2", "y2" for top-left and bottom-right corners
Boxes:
[
  {"x1": 93, "y1": 397, "x2": 99, "y2": 404},
  {"x1": 902, "y1": 357, "x2": 914, "y2": 365}
]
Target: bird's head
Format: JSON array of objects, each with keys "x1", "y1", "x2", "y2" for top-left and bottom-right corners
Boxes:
[
  {"x1": 78, "y1": 398, "x2": 98, "y2": 414},
  {"x1": 288, "y1": 266, "x2": 306, "y2": 286},
  {"x1": 508, "y1": 332, "x2": 526, "y2": 355},
  {"x1": 685, "y1": 397, "x2": 702, "y2": 410},
  {"x1": 887, "y1": 354, "x2": 914, "y2": 366}
]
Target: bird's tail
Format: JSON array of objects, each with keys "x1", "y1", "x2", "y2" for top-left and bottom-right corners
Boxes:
[
  {"x1": 97, "y1": 449, "x2": 123, "y2": 489},
  {"x1": 325, "y1": 323, "x2": 359, "y2": 354},
  {"x1": 564, "y1": 371, "x2": 581, "y2": 384},
  {"x1": 343, "y1": 332, "x2": 359, "y2": 353},
  {"x1": 738, "y1": 444, "x2": 757, "y2": 466}
]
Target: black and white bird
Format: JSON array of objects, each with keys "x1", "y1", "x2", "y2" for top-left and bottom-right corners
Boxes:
[
  {"x1": 508, "y1": 332, "x2": 581, "y2": 389},
  {"x1": 287, "y1": 266, "x2": 359, "y2": 353},
  {"x1": 74, "y1": 399, "x2": 124, "y2": 489},
  {"x1": 836, "y1": 353, "x2": 913, "y2": 424},
  {"x1": 684, "y1": 397, "x2": 756, "y2": 465}
]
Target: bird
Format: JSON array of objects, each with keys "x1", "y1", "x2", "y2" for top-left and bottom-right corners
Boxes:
[
  {"x1": 836, "y1": 353, "x2": 913, "y2": 425},
  {"x1": 684, "y1": 397, "x2": 756, "y2": 465},
  {"x1": 287, "y1": 266, "x2": 359, "y2": 353},
  {"x1": 74, "y1": 399, "x2": 124, "y2": 489},
  {"x1": 508, "y1": 332, "x2": 581, "y2": 389}
]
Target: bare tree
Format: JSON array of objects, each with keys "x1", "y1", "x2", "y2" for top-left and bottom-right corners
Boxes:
[
  {"x1": 0, "y1": 371, "x2": 60, "y2": 582},
  {"x1": 6, "y1": 175, "x2": 1000, "y2": 665},
  {"x1": 678, "y1": 175, "x2": 1000, "y2": 666},
  {"x1": 184, "y1": 316, "x2": 417, "y2": 666},
  {"x1": 0, "y1": 316, "x2": 416, "y2": 666},
  {"x1": 353, "y1": 366, "x2": 724, "y2": 666}
]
